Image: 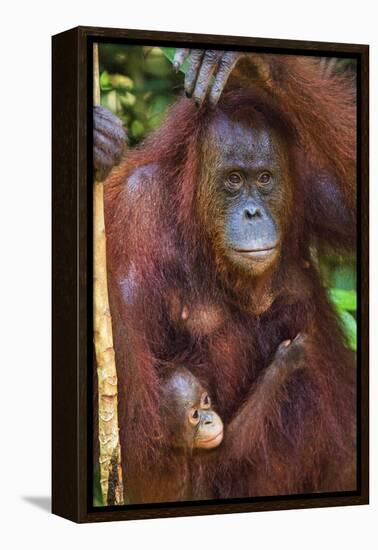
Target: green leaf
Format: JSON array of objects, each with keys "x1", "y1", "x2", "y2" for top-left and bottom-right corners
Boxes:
[
  {"x1": 109, "y1": 73, "x2": 134, "y2": 91},
  {"x1": 161, "y1": 47, "x2": 189, "y2": 74},
  {"x1": 330, "y1": 264, "x2": 356, "y2": 290},
  {"x1": 119, "y1": 91, "x2": 136, "y2": 108},
  {"x1": 100, "y1": 70, "x2": 112, "y2": 91},
  {"x1": 329, "y1": 288, "x2": 357, "y2": 312},
  {"x1": 147, "y1": 95, "x2": 171, "y2": 119},
  {"x1": 337, "y1": 310, "x2": 357, "y2": 351},
  {"x1": 131, "y1": 119, "x2": 145, "y2": 139}
]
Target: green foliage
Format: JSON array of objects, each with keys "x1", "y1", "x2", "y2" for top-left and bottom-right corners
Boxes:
[
  {"x1": 334, "y1": 58, "x2": 357, "y2": 76},
  {"x1": 93, "y1": 465, "x2": 104, "y2": 506},
  {"x1": 329, "y1": 287, "x2": 357, "y2": 351},
  {"x1": 318, "y1": 251, "x2": 357, "y2": 351},
  {"x1": 162, "y1": 47, "x2": 190, "y2": 74},
  {"x1": 99, "y1": 44, "x2": 182, "y2": 146},
  {"x1": 329, "y1": 288, "x2": 357, "y2": 312},
  {"x1": 338, "y1": 310, "x2": 357, "y2": 351}
]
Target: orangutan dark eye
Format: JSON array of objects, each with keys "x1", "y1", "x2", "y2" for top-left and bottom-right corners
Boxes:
[
  {"x1": 226, "y1": 172, "x2": 243, "y2": 191},
  {"x1": 188, "y1": 407, "x2": 200, "y2": 426},
  {"x1": 258, "y1": 172, "x2": 271, "y2": 185}
]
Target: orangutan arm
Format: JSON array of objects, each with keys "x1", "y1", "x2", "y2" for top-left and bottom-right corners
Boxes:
[{"x1": 224, "y1": 333, "x2": 308, "y2": 463}]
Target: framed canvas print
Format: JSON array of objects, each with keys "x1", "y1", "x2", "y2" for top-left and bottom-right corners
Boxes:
[{"x1": 52, "y1": 26, "x2": 369, "y2": 523}]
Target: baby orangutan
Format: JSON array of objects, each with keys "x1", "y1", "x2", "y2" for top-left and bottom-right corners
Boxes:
[
  {"x1": 128, "y1": 336, "x2": 308, "y2": 504},
  {"x1": 122, "y1": 365, "x2": 224, "y2": 504},
  {"x1": 160, "y1": 366, "x2": 224, "y2": 451},
  {"x1": 140, "y1": 366, "x2": 223, "y2": 503}
]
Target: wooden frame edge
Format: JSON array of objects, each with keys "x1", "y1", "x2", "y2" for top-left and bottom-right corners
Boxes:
[{"x1": 52, "y1": 27, "x2": 369, "y2": 524}]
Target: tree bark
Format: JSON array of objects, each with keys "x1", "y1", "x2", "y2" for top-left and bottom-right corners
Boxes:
[{"x1": 93, "y1": 43, "x2": 124, "y2": 506}]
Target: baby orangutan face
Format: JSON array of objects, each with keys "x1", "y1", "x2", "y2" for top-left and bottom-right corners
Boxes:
[{"x1": 161, "y1": 367, "x2": 224, "y2": 451}]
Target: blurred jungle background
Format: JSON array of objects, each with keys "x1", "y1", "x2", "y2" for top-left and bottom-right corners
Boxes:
[{"x1": 93, "y1": 43, "x2": 357, "y2": 506}]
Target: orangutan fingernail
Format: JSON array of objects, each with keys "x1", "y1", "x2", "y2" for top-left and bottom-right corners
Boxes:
[{"x1": 181, "y1": 306, "x2": 189, "y2": 321}]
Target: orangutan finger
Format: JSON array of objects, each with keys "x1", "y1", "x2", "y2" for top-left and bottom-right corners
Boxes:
[
  {"x1": 173, "y1": 48, "x2": 190, "y2": 73},
  {"x1": 209, "y1": 51, "x2": 241, "y2": 106},
  {"x1": 192, "y1": 50, "x2": 222, "y2": 107},
  {"x1": 184, "y1": 49, "x2": 205, "y2": 98}
]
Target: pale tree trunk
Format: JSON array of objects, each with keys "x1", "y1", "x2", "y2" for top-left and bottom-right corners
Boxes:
[{"x1": 93, "y1": 43, "x2": 124, "y2": 506}]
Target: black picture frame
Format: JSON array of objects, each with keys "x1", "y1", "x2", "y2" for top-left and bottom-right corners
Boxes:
[{"x1": 52, "y1": 26, "x2": 369, "y2": 523}]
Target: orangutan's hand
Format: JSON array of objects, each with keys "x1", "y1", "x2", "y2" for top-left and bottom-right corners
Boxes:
[{"x1": 173, "y1": 49, "x2": 272, "y2": 107}]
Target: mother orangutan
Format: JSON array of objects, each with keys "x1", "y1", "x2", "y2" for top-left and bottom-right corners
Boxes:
[{"x1": 94, "y1": 50, "x2": 356, "y2": 503}]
